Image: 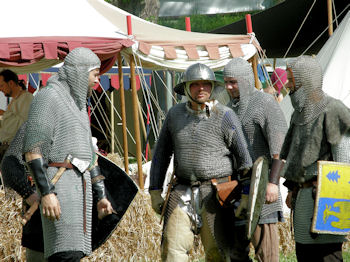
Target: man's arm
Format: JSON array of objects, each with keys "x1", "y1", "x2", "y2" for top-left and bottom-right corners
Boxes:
[
  {"x1": 149, "y1": 113, "x2": 173, "y2": 214},
  {"x1": 263, "y1": 97, "x2": 288, "y2": 203},
  {"x1": 265, "y1": 154, "x2": 282, "y2": 203},
  {"x1": 25, "y1": 152, "x2": 61, "y2": 221}
]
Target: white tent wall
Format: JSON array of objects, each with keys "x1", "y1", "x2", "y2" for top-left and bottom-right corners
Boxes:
[{"x1": 317, "y1": 11, "x2": 350, "y2": 108}]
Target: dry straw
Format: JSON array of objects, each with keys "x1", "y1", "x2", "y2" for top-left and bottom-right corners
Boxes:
[{"x1": 0, "y1": 154, "x2": 349, "y2": 261}]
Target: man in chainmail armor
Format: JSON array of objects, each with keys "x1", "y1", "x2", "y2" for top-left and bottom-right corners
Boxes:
[
  {"x1": 281, "y1": 55, "x2": 350, "y2": 262},
  {"x1": 23, "y1": 47, "x2": 113, "y2": 261},
  {"x1": 223, "y1": 58, "x2": 288, "y2": 262},
  {"x1": 149, "y1": 63, "x2": 252, "y2": 261}
]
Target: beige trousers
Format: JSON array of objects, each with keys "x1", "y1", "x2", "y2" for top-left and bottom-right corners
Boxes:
[
  {"x1": 251, "y1": 223, "x2": 279, "y2": 262},
  {"x1": 162, "y1": 206, "x2": 228, "y2": 262}
]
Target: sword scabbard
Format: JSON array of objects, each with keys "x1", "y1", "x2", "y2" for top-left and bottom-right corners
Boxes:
[{"x1": 159, "y1": 172, "x2": 176, "y2": 225}]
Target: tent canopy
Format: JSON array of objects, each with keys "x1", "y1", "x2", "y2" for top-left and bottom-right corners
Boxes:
[
  {"x1": 0, "y1": 0, "x2": 133, "y2": 74},
  {"x1": 0, "y1": 0, "x2": 260, "y2": 73},
  {"x1": 89, "y1": 0, "x2": 259, "y2": 71},
  {"x1": 211, "y1": 0, "x2": 349, "y2": 58}
]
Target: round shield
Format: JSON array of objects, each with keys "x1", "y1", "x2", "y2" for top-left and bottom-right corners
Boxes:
[
  {"x1": 91, "y1": 153, "x2": 139, "y2": 251},
  {"x1": 246, "y1": 156, "x2": 269, "y2": 239}
]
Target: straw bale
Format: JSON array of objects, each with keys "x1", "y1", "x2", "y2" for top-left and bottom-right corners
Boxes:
[
  {"x1": 0, "y1": 190, "x2": 25, "y2": 261},
  {"x1": 0, "y1": 152, "x2": 349, "y2": 262}
]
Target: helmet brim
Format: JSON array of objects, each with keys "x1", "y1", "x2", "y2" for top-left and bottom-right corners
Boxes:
[{"x1": 174, "y1": 80, "x2": 223, "y2": 95}]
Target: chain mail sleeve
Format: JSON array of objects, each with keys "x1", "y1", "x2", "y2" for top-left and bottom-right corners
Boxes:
[
  {"x1": 262, "y1": 96, "x2": 288, "y2": 156},
  {"x1": 149, "y1": 111, "x2": 174, "y2": 190},
  {"x1": 23, "y1": 89, "x2": 56, "y2": 159},
  {"x1": 222, "y1": 109, "x2": 252, "y2": 171}
]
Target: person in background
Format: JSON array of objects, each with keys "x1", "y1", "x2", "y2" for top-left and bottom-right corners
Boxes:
[
  {"x1": 0, "y1": 70, "x2": 33, "y2": 159},
  {"x1": 270, "y1": 68, "x2": 287, "y2": 103}
]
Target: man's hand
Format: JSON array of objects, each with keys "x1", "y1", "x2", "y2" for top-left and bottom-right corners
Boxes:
[
  {"x1": 41, "y1": 193, "x2": 61, "y2": 221},
  {"x1": 265, "y1": 183, "x2": 279, "y2": 204},
  {"x1": 149, "y1": 189, "x2": 164, "y2": 215},
  {"x1": 97, "y1": 198, "x2": 113, "y2": 220}
]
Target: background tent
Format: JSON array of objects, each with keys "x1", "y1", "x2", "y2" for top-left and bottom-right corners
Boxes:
[
  {"x1": 0, "y1": 0, "x2": 261, "y2": 73},
  {"x1": 211, "y1": 0, "x2": 350, "y2": 58},
  {"x1": 0, "y1": 0, "x2": 133, "y2": 74},
  {"x1": 317, "y1": 11, "x2": 350, "y2": 108},
  {"x1": 87, "y1": 0, "x2": 260, "y2": 71}
]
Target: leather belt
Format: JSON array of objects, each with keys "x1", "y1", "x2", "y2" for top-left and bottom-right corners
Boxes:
[
  {"x1": 177, "y1": 175, "x2": 233, "y2": 186},
  {"x1": 48, "y1": 162, "x2": 74, "y2": 169}
]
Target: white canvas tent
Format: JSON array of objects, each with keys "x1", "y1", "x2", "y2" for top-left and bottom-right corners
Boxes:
[
  {"x1": 0, "y1": 0, "x2": 259, "y2": 73},
  {"x1": 0, "y1": 0, "x2": 133, "y2": 74},
  {"x1": 81, "y1": 0, "x2": 259, "y2": 71},
  {"x1": 317, "y1": 11, "x2": 350, "y2": 108}
]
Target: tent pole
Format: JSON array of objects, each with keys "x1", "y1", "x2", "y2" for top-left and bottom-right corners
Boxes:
[
  {"x1": 110, "y1": 87, "x2": 115, "y2": 154},
  {"x1": 251, "y1": 55, "x2": 259, "y2": 89},
  {"x1": 117, "y1": 53, "x2": 129, "y2": 175},
  {"x1": 245, "y1": 14, "x2": 259, "y2": 89},
  {"x1": 130, "y1": 54, "x2": 144, "y2": 189},
  {"x1": 327, "y1": 0, "x2": 333, "y2": 36}
]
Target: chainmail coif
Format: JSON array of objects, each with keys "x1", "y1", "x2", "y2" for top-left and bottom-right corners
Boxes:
[
  {"x1": 58, "y1": 47, "x2": 100, "y2": 110},
  {"x1": 281, "y1": 56, "x2": 350, "y2": 182},
  {"x1": 288, "y1": 55, "x2": 327, "y2": 125},
  {"x1": 223, "y1": 58, "x2": 257, "y2": 119}
]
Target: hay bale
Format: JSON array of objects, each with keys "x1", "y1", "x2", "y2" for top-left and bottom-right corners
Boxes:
[
  {"x1": 83, "y1": 190, "x2": 204, "y2": 261},
  {"x1": 0, "y1": 190, "x2": 25, "y2": 261}
]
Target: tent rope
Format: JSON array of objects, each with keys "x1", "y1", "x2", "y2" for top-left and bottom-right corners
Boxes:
[{"x1": 283, "y1": 0, "x2": 317, "y2": 58}]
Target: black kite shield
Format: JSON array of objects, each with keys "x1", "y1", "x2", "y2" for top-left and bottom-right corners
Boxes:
[
  {"x1": 246, "y1": 156, "x2": 269, "y2": 240},
  {"x1": 91, "y1": 153, "x2": 139, "y2": 251}
]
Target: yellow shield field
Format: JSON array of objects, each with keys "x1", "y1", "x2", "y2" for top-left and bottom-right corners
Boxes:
[{"x1": 312, "y1": 161, "x2": 350, "y2": 234}]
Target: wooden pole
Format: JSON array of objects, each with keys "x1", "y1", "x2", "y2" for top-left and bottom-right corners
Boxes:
[
  {"x1": 137, "y1": 97, "x2": 152, "y2": 161},
  {"x1": 327, "y1": 0, "x2": 333, "y2": 36},
  {"x1": 130, "y1": 54, "x2": 144, "y2": 189},
  {"x1": 185, "y1": 17, "x2": 191, "y2": 32},
  {"x1": 245, "y1": 14, "x2": 260, "y2": 89},
  {"x1": 117, "y1": 53, "x2": 129, "y2": 175},
  {"x1": 110, "y1": 89, "x2": 115, "y2": 154}
]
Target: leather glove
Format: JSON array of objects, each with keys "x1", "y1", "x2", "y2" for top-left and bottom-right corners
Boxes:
[
  {"x1": 90, "y1": 165, "x2": 107, "y2": 201},
  {"x1": 26, "y1": 158, "x2": 55, "y2": 197},
  {"x1": 149, "y1": 189, "x2": 164, "y2": 215},
  {"x1": 235, "y1": 194, "x2": 249, "y2": 219}
]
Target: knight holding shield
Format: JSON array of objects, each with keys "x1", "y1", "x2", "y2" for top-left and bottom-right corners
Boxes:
[{"x1": 281, "y1": 55, "x2": 350, "y2": 262}]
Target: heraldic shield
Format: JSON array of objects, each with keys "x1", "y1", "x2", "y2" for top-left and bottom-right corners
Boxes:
[
  {"x1": 91, "y1": 153, "x2": 139, "y2": 251},
  {"x1": 246, "y1": 156, "x2": 269, "y2": 240},
  {"x1": 311, "y1": 161, "x2": 350, "y2": 235}
]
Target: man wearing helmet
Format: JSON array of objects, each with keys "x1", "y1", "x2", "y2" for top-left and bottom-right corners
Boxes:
[
  {"x1": 149, "y1": 63, "x2": 252, "y2": 261},
  {"x1": 282, "y1": 56, "x2": 350, "y2": 262},
  {"x1": 23, "y1": 47, "x2": 113, "y2": 261},
  {"x1": 223, "y1": 58, "x2": 288, "y2": 262}
]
